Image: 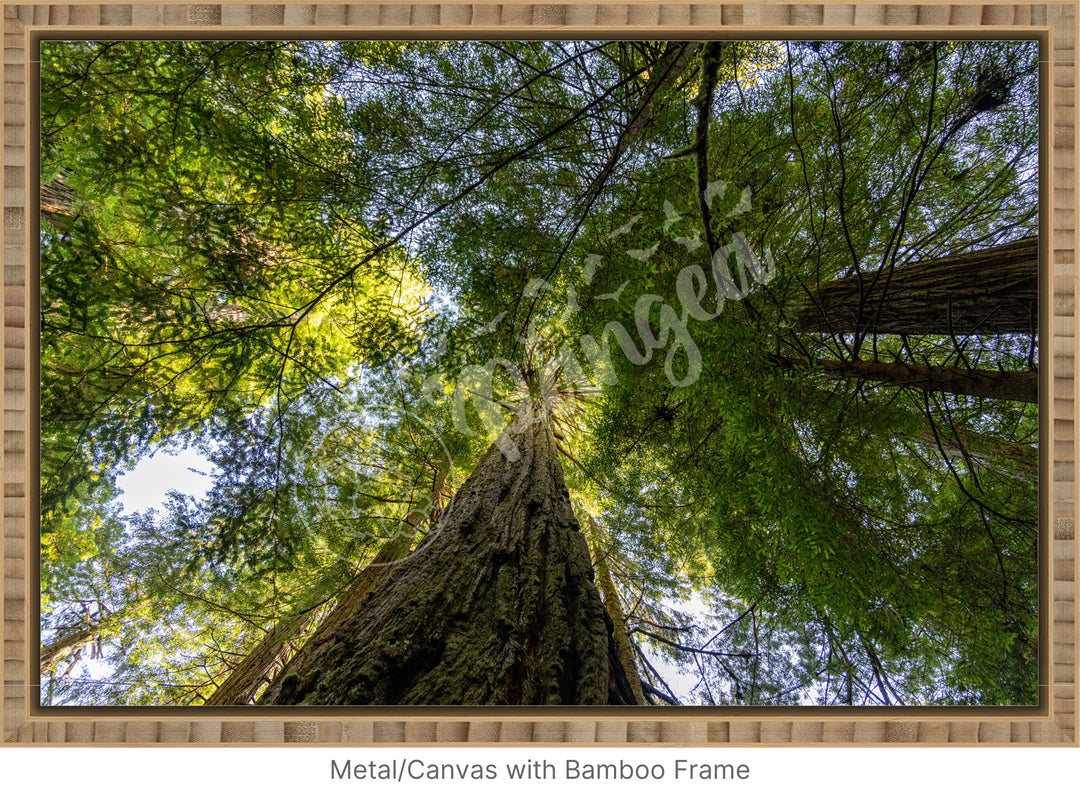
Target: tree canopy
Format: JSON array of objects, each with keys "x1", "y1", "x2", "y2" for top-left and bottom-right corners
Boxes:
[{"x1": 40, "y1": 38, "x2": 1039, "y2": 706}]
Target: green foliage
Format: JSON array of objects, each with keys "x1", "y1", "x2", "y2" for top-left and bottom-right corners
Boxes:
[
  {"x1": 41, "y1": 39, "x2": 1039, "y2": 706},
  {"x1": 41, "y1": 40, "x2": 429, "y2": 521}
]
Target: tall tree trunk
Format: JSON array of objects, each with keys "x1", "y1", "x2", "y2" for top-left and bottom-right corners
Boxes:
[
  {"x1": 793, "y1": 237, "x2": 1038, "y2": 336},
  {"x1": 258, "y1": 398, "x2": 637, "y2": 705},
  {"x1": 41, "y1": 174, "x2": 76, "y2": 225},
  {"x1": 587, "y1": 515, "x2": 647, "y2": 705},
  {"x1": 595, "y1": 556, "x2": 647, "y2": 705},
  {"x1": 40, "y1": 621, "x2": 105, "y2": 674},
  {"x1": 204, "y1": 610, "x2": 318, "y2": 705},
  {"x1": 911, "y1": 426, "x2": 1038, "y2": 481},
  {"x1": 776, "y1": 355, "x2": 1037, "y2": 403}
]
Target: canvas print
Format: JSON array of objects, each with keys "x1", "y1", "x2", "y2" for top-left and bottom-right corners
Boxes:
[{"x1": 39, "y1": 39, "x2": 1039, "y2": 706}]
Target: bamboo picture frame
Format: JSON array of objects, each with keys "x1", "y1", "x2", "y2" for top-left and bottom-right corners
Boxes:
[{"x1": 2, "y1": 1, "x2": 1076, "y2": 745}]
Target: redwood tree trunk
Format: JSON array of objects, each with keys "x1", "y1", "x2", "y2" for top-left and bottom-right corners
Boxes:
[
  {"x1": 204, "y1": 610, "x2": 316, "y2": 705},
  {"x1": 258, "y1": 399, "x2": 637, "y2": 705},
  {"x1": 911, "y1": 426, "x2": 1037, "y2": 481},
  {"x1": 818, "y1": 359, "x2": 1036, "y2": 403},
  {"x1": 41, "y1": 175, "x2": 76, "y2": 225},
  {"x1": 794, "y1": 237, "x2": 1038, "y2": 336},
  {"x1": 776, "y1": 355, "x2": 1037, "y2": 404},
  {"x1": 596, "y1": 558, "x2": 647, "y2": 705},
  {"x1": 40, "y1": 622, "x2": 103, "y2": 674}
]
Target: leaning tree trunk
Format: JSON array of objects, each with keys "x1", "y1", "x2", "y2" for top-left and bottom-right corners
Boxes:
[
  {"x1": 793, "y1": 237, "x2": 1038, "y2": 336},
  {"x1": 911, "y1": 425, "x2": 1038, "y2": 482},
  {"x1": 588, "y1": 516, "x2": 646, "y2": 705},
  {"x1": 40, "y1": 620, "x2": 106, "y2": 674},
  {"x1": 41, "y1": 174, "x2": 77, "y2": 226},
  {"x1": 595, "y1": 559, "x2": 647, "y2": 705},
  {"x1": 258, "y1": 398, "x2": 637, "y2": 705},
  {"x1": 774, "y1": 355, "x2": 1037, "y2": 404},
  {"x1": 204, "y1": 609, "x2": 318, "y2": 705}
]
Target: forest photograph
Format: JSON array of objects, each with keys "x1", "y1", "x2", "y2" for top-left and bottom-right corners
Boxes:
[{"x1": 39, "y1": 38, "x2": 1039, "y2": 707}]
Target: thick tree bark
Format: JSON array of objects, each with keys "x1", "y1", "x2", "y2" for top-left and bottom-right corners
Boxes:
[
  {"x1": 776, "y1": 355, "x2": 1037, "y2": 404},
  {"x1": 258, "y1": 399, "x2": 637, "y2": 705},
  {"x1": 41, "y1": 175, "x2": 76, "y2": 225},
  {"x1": 40, "y1": 622, "x2": 104, "y2": 674},
  {"x1": 204, "y1": 611, "x2": 316, "y2": 705},
  {"x1": 912, "y1": 426, "x2": 1038, "y2": 480},
  {"x1": 794, "y1": 237, "x2": 1038, "y2": 336},
  {"x1": 587, "y1": 515, "x2": 646, "y2": 705},
  {"x1": 595, "y1": 557, "x2": 647, "y2": 705}
]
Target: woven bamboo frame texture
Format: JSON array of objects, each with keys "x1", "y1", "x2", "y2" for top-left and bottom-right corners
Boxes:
[{"x1": 2, "y1": 1, "x2": 1076, "y2": 745}]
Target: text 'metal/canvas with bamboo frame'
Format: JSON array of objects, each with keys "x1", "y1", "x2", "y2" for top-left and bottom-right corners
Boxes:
[{"x1": 2, "y1": 1, "x2": 1077, "y2": 745}]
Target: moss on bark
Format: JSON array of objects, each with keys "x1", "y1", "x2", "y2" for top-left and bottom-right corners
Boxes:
[{"x1": 259, "y1": 400, "x2": 637, "y2": 705}]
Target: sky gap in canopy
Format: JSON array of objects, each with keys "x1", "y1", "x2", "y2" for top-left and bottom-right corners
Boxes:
[{"x1": 38, "y1": 39, "x2": 1038, "y2": 706}]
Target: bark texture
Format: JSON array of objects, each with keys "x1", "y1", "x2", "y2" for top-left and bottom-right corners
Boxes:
[
  {"x1": 595, "y1": 556, "x2": 647, "y2": 705},
  {"x1": 41, "y1": 175, "x2": 76, "y2": 225},
  {"x1": 912, "y1": 426, "x2": 1038, "y2": 481},
  {"x1": 40, "y1": 622, "x2": 104, "y2": 674},
  {"x1": 820, "y1": 359, "x2": 1036, "y2": 403},
  {"x1": 258, "y1": 400, "x2": 637, "y2": 705},
  {"x1": 794, "y1": 237, "x2": 1038, "y2": 336},
  {"x1": 205, "y1": 611, "x2": 316, "y2": 705},
  {"x1": 776, "y1": 356, "x2": 1037, "y2": 404}
]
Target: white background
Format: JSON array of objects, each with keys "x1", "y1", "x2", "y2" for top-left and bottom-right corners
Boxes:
[{"x1": 1, "y1": 745, "x2": 1076, "y2": 799}]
